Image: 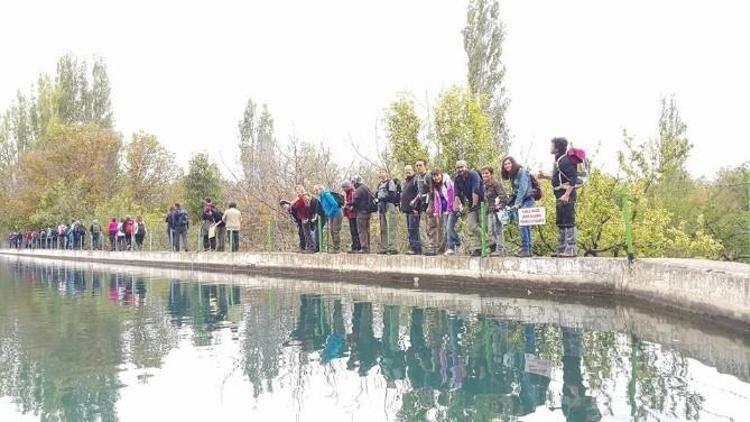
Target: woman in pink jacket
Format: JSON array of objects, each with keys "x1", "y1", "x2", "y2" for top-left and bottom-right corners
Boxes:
[
  {"x1": 430, "y1": 168, "x2": 454, "y2": 254},
  {"x1": 108, "y1": 218, "x2": 118, "y2": 251}
]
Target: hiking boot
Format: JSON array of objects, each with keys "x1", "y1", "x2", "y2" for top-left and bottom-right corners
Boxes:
[
  {"x1": 490, "y1": 249, "x2": 506, "y2": 257},
  {"x1": 444, "y1": 249, "x2": 455, "y2": 256},
  {"x1": 515, "y1": 249, "x2": 532, "y2": 258},
  {"x1": 377, "y1": 250, "x2": 388, "y2": 255},
  {"x1": 423, "y1": 251, "x2": 437, "y2": 256},
  {"x1": 470, "y1": 249, "x2": 482, "y2": 257}
]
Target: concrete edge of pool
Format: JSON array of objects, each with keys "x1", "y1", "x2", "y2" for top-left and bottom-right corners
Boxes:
[{"x1": 2, "y1": 248, "x2": 749, "y2": 327}]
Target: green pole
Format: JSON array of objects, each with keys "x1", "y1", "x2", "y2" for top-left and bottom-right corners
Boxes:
[
  {"x1": 266, "y1": 221, "x2": 273, "y2": 252},
  {"x1": 480, "y1": 202, "x2": 488, "y2": 257},
  {"x1": 746, "y1": 170, "x2": 750, "y2": 264},
  {"x1": 623, "y1": 188, "x2": 635, "y2": 262},
  {"x1": 386, "y1": 211, "x2": 391, "y2": 252},
  {"x1": 317, "y1": 218, "x2": 323, "y2": 253}
]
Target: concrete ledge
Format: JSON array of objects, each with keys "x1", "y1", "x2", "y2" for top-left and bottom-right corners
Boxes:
[{"x1": 1, "y1": 248, "x2": 749, "y2": 327}]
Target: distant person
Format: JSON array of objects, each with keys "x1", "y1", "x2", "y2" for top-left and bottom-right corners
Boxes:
[
  {"x1": 134, "y1": 216, "x2": 146, "y2": 250},
  {"x1": 414, "y1": 159, "x2": 435, "y2": 255},
  {"x1": 400, "y1": 164, "x2": 422, "y2": 255},
  {"x1": 90, "y1": 219, "x2": 102, "y2": 250},
  {"x1": 291, "y1": 191, "x2": 315, "y2": 253},
  {"x1": 352, "y1": 175, "x2": 375, "y2": 254},
  {"x1": 539, "y1": 137, "x2": 579, "y2": 257},
  {"x1": 341, "y1": 181, "x2": 361, "y2": 253},
  {"x1": 501, "y1": 156, "x2": 535, "y2": 257},
  {"x1": 222, "y1": 202, "x2": 242, "y2": 252},
  {"x1": 108, "y1": 218, "x2": 118, "y2": 251},
  {"x1": 376, "y1": 169, "x2": 400, "y2": 255},
  {"x1": 480, "y1": 165, "x2": 509, "y2": 256},
  {"x1": 314, "y1": 184, "x2": 343, "y2": 253},
  {"x1": 429, "y1": 168, "x2": 454, "y2": 255},
  {"x1": 165, "y1": 206, "x2": 175, "y2": 251},
  {"x1": 171, "y1": 203, "x2": 189, "y2": 252},
  {"x1": 201, "y1": 199, "x2": 216, "y2": 251},
  {"x1": 449, "y1": 160, "x2": 483, "y2": 256}
]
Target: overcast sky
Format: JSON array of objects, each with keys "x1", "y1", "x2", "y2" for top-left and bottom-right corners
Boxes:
[{"x1": 1, "y1": 0, "x2": 748, "y2": 179}]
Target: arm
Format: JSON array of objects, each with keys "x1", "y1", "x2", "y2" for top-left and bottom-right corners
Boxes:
[{"x1": 514, "y1": 170, "x2": 530, "y2": 208}]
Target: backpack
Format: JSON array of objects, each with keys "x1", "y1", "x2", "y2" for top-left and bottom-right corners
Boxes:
[
  {"x1": 176, "y1": 210, "x2": 188, "y2": 227},
  {"x1": 566, "y1": 147, "x2": 591, "y2": 188},
  {"x1": 332, "y1": 192, "x2": 345, "y2": 207},
  {"x1": 92, "y1": 223, "x2": 101, "y2": 234},
  {"x1": 363, "y1": 187, "x2": 378, "y2": 213},
  {"x1": 391, "y1": 178, "x2": 402, "y2": 206},
  {"x1": 529, "y1": 174, "x2": 543, "y2": 201}
]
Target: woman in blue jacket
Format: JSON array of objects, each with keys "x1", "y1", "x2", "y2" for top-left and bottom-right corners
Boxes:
[{"x1": 501, "y1": 156, "x2": 535, "y2": 257}]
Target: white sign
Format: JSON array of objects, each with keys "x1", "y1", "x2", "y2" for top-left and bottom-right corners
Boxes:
[
  {"x1": 524, "y1": 354, "x2": 553, "y2": 378},
  {"x1": 518, "y1": 207, "x2": 546, "y2": 226}
]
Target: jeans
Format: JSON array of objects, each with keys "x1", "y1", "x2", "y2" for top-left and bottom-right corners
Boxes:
[
  {"x1": 446, "y1": 212, "x2": 461, "y2": 251},
  {"x1": 173, "y1": 227, "x2": 188, "y2": 251},
  {"x1": 489, "y1": 213, "x2": 506, "y2": 251},
  {"x1": 303, "y1": 221, "x2": 316, "y2": 251},
  {"x1": 92, "y1": 233, "x2": 101, "y2": 250},
  {"x1": 227, "y1": 229, "x2": 240, "y2": 252},
  {"x1": 347, "y1": 218, "x2": 361, "y2": 251},
  {"x1": 406, "y1": 213, "x2": 422, "y2": 253}
]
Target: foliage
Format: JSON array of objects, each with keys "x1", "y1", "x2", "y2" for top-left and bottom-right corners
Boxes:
[
  {"x1": 463, "y1": 0, "x2": 509, "y2": 153},
  {"x1": 433, "y1": 86, "x2": 495, "y2": 171},
  {"x1": 384, "y1": 95, "x2": 427, "y2": 170},
  {"x1": 123, "y1": 131, "x2": 181, "y2": 209},
  {"x1": 184, "y1": 152, "x2": 223, "y2": 223}
]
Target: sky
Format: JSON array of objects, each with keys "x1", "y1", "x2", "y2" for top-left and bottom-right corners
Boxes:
[{"x1": 1, "y1": 0, "x2": 748, "y2": 179}]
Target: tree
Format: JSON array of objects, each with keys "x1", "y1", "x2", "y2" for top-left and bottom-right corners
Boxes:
[
  {"x1": 433, "y1": 86, "x2": 495, "y2": 171},
  {"x1": 384, "y1": 95, "x2": 427, "y2": 169},
  {"x1": 463, "y1": 0, "x2": 510, "y2": 154},
  {"x1": 184, "y1": 152, "x2": 223, "y2": 223},
  {"x1": 90, "y1": 58, "x2": 114, "y2": 128},
  {"x1": 123, "y1": 132, "x2": 180, "y2": 208},
  {"x1": 238, "y1": 98, "x2": 277, "y2": 185}
]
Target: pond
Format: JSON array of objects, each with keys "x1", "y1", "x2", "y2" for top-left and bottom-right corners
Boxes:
[{"x1": 0, "y1": 257, "x2": 748, "y2": 421}]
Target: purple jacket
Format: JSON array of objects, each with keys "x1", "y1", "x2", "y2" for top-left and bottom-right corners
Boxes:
[{"x1": 431, "y1": 174, "x2": 455, "y2": 216}]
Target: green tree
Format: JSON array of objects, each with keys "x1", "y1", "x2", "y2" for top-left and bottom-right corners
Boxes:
[
  {"x1": 384, "y1": 95, "x2": 427, "y2": 169},
  {"x1": 123, "y1": 131, "x2": 180, "y2": 209},
  {"x1": 433, "y1": 85, "x2": 495, "y2": 171},
  {"x1": 90, "y1": 58, "x2": 114, "y2": 128},
  {"x1": 184, "y1": 152, "x2": 223, "y2": 223},
  {"x1": 463, "y1": 0, "x2": 509, "y2": 154}
]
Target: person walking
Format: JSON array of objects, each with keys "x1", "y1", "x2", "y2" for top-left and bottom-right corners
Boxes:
[
  {"x1": 342, "y1": 181, "x2": 361, "y2": 253},
  {"x1": 352, "y1": 175, "x2": 375, "y2": 254},
  {"x1": 222, "y1": 202, "x2": 242, "y2": 252},
  {"x1": 400, "y1": 165, "x2": 422, "y2": 255},
  {"x1": 480, "y1": 165, "x2": 509, "y2": 256},
  {"x1": 376, "y1": 169, "x2": 400, "y2": 255},
  {"x1": 501, "y1": 156, "x2": 535, "y2": 257},
  {"x1": 108, "y1": 218, "x2": 118, "y2": 251},
  {"x1": 448, "y1": 160, "x2": 483, "y2": 256},
  {"x1": 314, "y1": 184, "x2": 343, "y2": 253},
  {"x1": 165, "y1": 206, "x2": 175, "y2": 251}
]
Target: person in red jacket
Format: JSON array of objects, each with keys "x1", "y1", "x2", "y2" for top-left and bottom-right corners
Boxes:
[{"x1": 342, "y1": 181, "x2": 361, "y2": 253}]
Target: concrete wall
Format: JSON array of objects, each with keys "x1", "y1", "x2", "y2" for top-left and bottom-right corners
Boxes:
[{"x1": 1, "y1": 248, "x2": 749, "y2": 327}]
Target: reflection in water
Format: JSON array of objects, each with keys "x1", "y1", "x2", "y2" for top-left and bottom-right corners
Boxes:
[{"x1": 1, "y1": 259, "x2": 749, "y2": 421}]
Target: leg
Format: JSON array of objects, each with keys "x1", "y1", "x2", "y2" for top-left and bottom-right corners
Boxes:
[
  {"x1": 348, "y1": 218, "x2": 361, "y2": 251},
  {"x1": 296, "y1": 221, "x2": 306, "y2": 250},
  {"x1": 378, "y1": 212, "x2": 388, "y2": 253},
  {"x1": 445, "y1": 212, "x2": 461, "y2": 253},
  {"x1": 387, "y1": 205, "x2": 399, "y2": 253},
  {"x1": 425, "y1": 213, "x2": 438, "y2": 254},
  {"x1": 357, "y1": 214, "x2": 370, "y2": 253},
  {"x1": 330, "y1": 216, "x2": 342, "y2": 252},
  {"x1": 467, "y1": 210, "x2": 481, "y2": 254}
]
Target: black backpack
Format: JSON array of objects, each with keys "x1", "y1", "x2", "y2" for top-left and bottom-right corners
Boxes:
[
  {"x1": 332, "y1": 192, "x2": 345, "y2": 207},
  {"x1": 391, "y1": 178, "x2": 402, "y2": 206}
]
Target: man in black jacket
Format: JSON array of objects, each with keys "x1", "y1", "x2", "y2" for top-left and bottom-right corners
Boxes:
[
  {"x1": 352, "y1": 175, "x2": 374, "y2": 253},
  {"x1": 540, "y1": 137, "x2": 578, "y2": 257},
  {"x1": 400, "y1": 165, "x2": 421, "y2": 255}
]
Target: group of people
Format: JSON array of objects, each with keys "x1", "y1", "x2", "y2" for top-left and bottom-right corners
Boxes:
[
  {"x1": 6, "y1": 217, "x2": 148, "y2": 252},
  {"x1": 163, "y1": 200, "x2": 242, "y2": 252},
  {"x1": 283, "y1": 137, "x2": 581, "y2": 258}
]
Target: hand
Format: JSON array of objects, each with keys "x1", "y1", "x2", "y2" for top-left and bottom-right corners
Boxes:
[{"x1": 559, "y1": 194, "x2": 570, "y2": 204}]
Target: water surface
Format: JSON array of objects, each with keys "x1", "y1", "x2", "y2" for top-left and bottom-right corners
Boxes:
[{"x1": 0, "y1": 257, "x2": 748, "y2": 421}]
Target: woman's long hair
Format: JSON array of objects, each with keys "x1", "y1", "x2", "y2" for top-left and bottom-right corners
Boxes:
[
  {"x1": 500, "y1": 156, "x2": 521, "y2": 181},
  {"x1": 430, "y1": 168, "x2": 444, "y2": 187}
]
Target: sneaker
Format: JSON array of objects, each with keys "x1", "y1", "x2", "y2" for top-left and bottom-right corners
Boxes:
[
  {"x1": 444, "y1": 249, "x2": 455, "y2": 256},
  {"x1": 405, "y1": 250, "x2": 416, "y2": 255}
]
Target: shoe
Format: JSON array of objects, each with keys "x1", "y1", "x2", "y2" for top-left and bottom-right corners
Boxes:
[
  {"x1": 490, "y1": 249, "x2": 506, "y2": 257},
  {"x1": 444, "y1": 249, "x2": 455, "y2": 256},
  {"x1": 515, "y1": 249, "x2": 532, "y2": 258},
  {"x1": 347, "y1": 250, "x2": 360, "y2": 254},
  {"x1": 377, "y1": 250, "x2": 388, "y2": 255},
  {"x1": 423, "y1": 251, "x2": 437, "y2": 256},
  {"x1": 405, "y1": 250, "x2": 416, "y2": 255},
  {"x1": 388, "y1": 250, "x2": 399, "y2": 255},
  {"x1": 470, "y1": 249, "x2": 482, "y2": 257}
]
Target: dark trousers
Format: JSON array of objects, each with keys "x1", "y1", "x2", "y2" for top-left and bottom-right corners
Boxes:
[
  {"x1": 173, "y1": 227, "x2": 188, "y2": 251},
  {"x1": 356, "y1": 213, "x2": 371, "y2": 252},
  {"x1": 296, "y1": 221, "x2": 306, "y2": 250},
  {"x1": 348, "y1": 218, "x2": 361, "y2": 251},
  {"x1": 406, "y1": 213, "x2": 422, "y2": 253}
]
